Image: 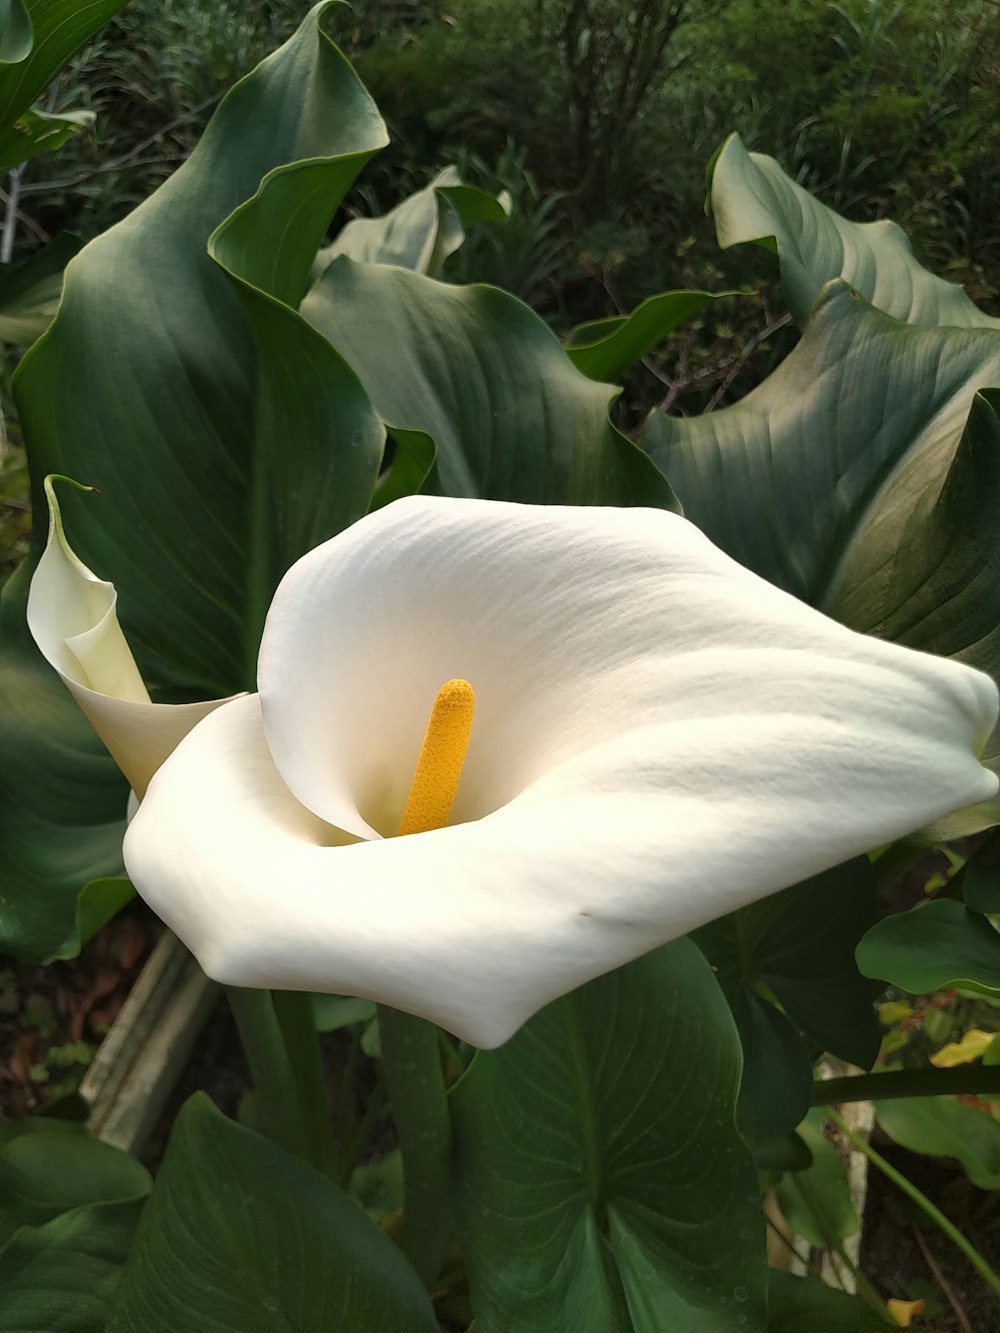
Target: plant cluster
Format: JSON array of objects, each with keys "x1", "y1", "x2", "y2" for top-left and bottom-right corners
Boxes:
[{"x1": 1, "y1": 4, "x2": 1000, "y2": 1332}]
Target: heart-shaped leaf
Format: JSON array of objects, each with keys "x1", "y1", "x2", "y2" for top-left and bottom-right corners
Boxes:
[{"x1": 451, "y1": 939, "x2": 767, "y2": 1333}]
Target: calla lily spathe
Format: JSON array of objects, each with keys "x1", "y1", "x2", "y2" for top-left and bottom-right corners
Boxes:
[
  {"x1": 29, "y1": 492, "x2": 1000, "y2": 1048},
  {"x1": 26, "y1": 478, "x2": 241, "y2": 797}
]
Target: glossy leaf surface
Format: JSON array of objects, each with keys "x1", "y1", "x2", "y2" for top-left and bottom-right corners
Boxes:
[
  {"x1": 451, "y1": 939, "x2": 767, "y2": 1333},
  {"x1": 856, "y1": 900, "x2": 1000, "y2": 998},
  {"x1": 711, "y1": 133, "x2": 1000, "y2": 329},
  {"x1": 107, "y1": 1094, "x2": 437, "y2": 1333}
]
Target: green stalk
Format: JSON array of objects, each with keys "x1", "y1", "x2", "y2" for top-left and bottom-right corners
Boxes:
[
  {"x1": 812, "y1": 1066, "x2": 1000, "y2": 1106},
  {"x1": 272, "y1": 989, "x2": 338, "y2": 1178},
  {"x1": 376, "y1": 1003, "x2": 452, "y2": 1288},
  {"x1": 829, "y1": 1110, "x2": 1000, "y2": 1302},
  {"x1": 226, "y1": 985, "x2": 302, "y2": 1159},
  {"x1": 786, "y1": 1175, "x2": 895, "y2": 1322},
  {"x1": 227, "y1": 986, "x2": 336, "y2": 1177}
]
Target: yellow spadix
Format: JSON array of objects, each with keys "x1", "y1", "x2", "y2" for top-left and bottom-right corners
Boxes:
[{"x1": 397, "y1": 679, "x2": 476, "y2": 837}]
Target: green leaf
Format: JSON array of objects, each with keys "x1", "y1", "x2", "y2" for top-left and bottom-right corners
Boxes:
[
  {"x1": 774, "y1": 1110, "x2": 857, "y2": 1250},
  {"x1": 856, "y1": 899, "x2": 1000, "y2": 998},
  {"x1": 349, "y1": 1149, "x2": 402, "y2": 1225},
  {"x1": 0, "y1": 563, "x2": 128, "y2": 962},
  {"x1": 695, "y1": 860, "x2": 881, "y2": 1138},
  {"x1": 963, "y1": 829, "x2": 1000, "y2": 914},
  {"x1": 750, "y1": 1131, "x2": 812, "y2": 1174},
  {"x1": 0, "y1": 1196, "x2": 145, "y2": 1333},
  {"x1": 451, "y1": 939, "x2": 767, "y2": 1333},
  {"x1": 107, "y1": 1093, "x2": 437, "y2": 1333},
  {"x1": 310, "y1": 993, "x2": 375, "y2": 1032},
  {"x1": 369, "y1": 427, "x2": 437, "y2": 511},
  {"x1": 0, "y1": 0, "x2": 126, "y2": 167},
  {"x1": 566, "y1": 289, "x2": 724, "y2": 383},
  {"x1": 0, "y1": 105, "x2": 92, "y2": 172},
  {"x1": 302, "y1": 257, "x2": 678, "y2": 508},
  {"x1": 711, "y1": 133, "x2": 1000, "y2": 330},
  {"x1": 876, "y1": 1096, "x2": 1000, "y2": 1190},
  {"x1": 0, "y1": 1124, "x2": 150, "y2": 1247},
  {"x1": 0, "y1": 0, "x2": 32, "y2": 66},
  {"x1": 0, "y1": 233, "x2": 81, "y2": 344},
  {"x1": 767, "y1": 1272, "x2": 890, "y2": 1332},
  {"x1": 312, "y1": 166, "x2": 506, "y2": 282},
  {"x1": 726, "y1": 994, "x2": 813, "y2": 1141},
  {"x1": 3, "y1": 5, "x2": 389, "y2": 957},
  {"x1": 644, "y1": 285, "x2": 1000, "y2": 836}
]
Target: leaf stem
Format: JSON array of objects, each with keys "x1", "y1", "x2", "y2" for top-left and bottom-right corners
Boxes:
[
  {"x1": 829, "y1": 1110, "x2": 1000, "y2": 1303},
  {"x1": 812, "y1": 1067, "x2": 1000, "y2": 1106},
  {"x1": 376, "y1": 1003, "x2": 452, "y2": 1287}
]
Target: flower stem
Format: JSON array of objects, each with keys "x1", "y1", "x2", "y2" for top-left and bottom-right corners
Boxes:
[
  {"x1": 829, "y1": 1110, "x2": 1000, "y2": 1302},
  {"x1": 812, "y1": 1066, "x2": 1000, "y2": 1106},
  {"x1": 272, "y1": 989, "x2": 338, "y2": 1179},
  {"x1": 227, "y1": 985, "x2": 336, "y2": 1177},
  {"x1": 376, "y1": 1003, "x2": 452, "y2": 1288},
  {"x1": 226, "y1": 985, "x2": 301, "y2": 1158}
]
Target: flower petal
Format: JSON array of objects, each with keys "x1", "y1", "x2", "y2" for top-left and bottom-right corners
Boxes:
[
  {"x1": 258, "y1": 497, "x2": 998, "y2": 841},
  {"x1": 26, "y1": 477, "x2": 240, "y2": 796},
  {"x1": 125, "y1": 518, "x2": 998, "y2": 1047}
]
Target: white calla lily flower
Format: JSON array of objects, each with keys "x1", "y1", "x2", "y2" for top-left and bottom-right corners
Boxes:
[
  {"x1": 26, "y1": 477, "x2": 241, "y2": 798},
  {"x1": 109, "y1": 497, "x2": 997, "y2": 1049}
]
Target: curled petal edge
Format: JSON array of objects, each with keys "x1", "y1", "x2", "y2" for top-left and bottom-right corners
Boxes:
[{"x1": 26, "y1": 476, "x2": 241, "y2": 797}]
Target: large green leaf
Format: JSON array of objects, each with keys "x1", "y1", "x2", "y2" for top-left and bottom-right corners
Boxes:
[
  {"x1": 0, "y1": 563, "x2": 129, "y2": 960},
  {"x1": 644, "y1": 284, "x2": 1000, "y2": 833},
  {"x1": 107, "y1": 1093, "x2": 437, "y2": 1333},
  {"x1": 0, "y1": 1197, "x2": 145, "y2": 1333},
  {"x1": 856, "y1": 899, "x2": 1000, "y2": 999},
  {"x1": 302, "y1": 257, "x2": 677, "y2": 507},
  {"x1": 876, "y1": 1096, "x2": 1000, "y2": 1191},
  {"x1": 695, "y1": 858, "x2": 881, "y2": 1142},
  {"x1": 767, "y1": 1272, "x2": 889, "y2": 1333},
  {"x1": 451, "y1": 939, "x2": 767, "y2": 1333},
  {"x1": 0, "y1": 1122, "x2": 150, "y2": 1247},
  {"x1": 711, "y1": 133, "x2": 1000, "y2": 330},
  {"x1": 0, "y1": 0, "x2": 126, "y2": 168},
  {"x1": 0, "y1": 1121, "x2": 149, "y2": 1333},
  {"x1": 2, "y1": 4, "x2": 389, "y2": 958}
]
